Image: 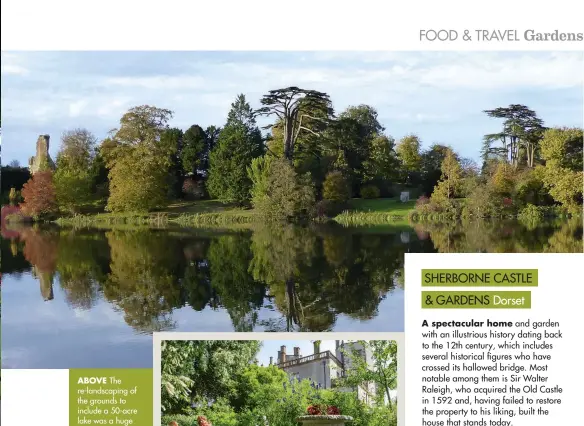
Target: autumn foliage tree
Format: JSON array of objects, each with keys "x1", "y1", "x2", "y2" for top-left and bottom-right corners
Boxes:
[{"x1": 20, "y1": 171, "x2": 58, "y2": 219}]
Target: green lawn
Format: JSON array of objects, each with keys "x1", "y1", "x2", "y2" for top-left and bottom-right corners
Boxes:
[
  {"x1": 347, "y1": 198, "x2": 417, "y2": 214},
  {"x1": 333, "y1": 198, "x2": 417, "y2": 226},
  {"x1": 56, "y1": 198, "x2": 418, "y2": 228},
  {"x1": 163, "y1": 199, "x2": 253, "y2": 216}
]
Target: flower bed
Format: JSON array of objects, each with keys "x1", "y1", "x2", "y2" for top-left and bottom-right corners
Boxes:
[
  {"x1": 298, "y1": 405, "x2": 353, "y2": 425},
  {"x1": 297, "y1": 415, "x2": 354, "y2": 425}
]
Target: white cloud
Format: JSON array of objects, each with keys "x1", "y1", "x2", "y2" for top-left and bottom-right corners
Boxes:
[
  {"x1": 96, "y1": 97, "x2": 132, "y2": 118},
  {"x1": 1, "y1": 63, "x2": 29, "y2": 75},
  {"x1": 105, "y1": 75, "x2": 207, "y2": 90},
  {"x1": 68, "y1": 99, "x2": 88, "y2": 117}
]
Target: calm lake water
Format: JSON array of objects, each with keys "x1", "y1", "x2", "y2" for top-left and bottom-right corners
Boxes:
[{"x1": 1, "y1": 219, "x2": 581, "y2": 368}]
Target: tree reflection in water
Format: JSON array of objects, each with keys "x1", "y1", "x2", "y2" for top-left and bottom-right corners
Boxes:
[{"x1": 1, "y1": 219, "x2": 580, "y2": 334}]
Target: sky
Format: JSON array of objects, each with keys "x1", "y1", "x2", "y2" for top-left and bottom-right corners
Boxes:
[{"x1": 1, "y1": 51, "x2": 582, "y2": 166}]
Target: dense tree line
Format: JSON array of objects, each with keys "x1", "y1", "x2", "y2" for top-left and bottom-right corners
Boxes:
[{"x1": 3, "y1": 88, "x2": 582, "y2": 221}]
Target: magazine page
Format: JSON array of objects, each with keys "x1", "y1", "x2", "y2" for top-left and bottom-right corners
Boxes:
[{"x1": 1, "y1": 1, "x2": 582, "y2": 425}]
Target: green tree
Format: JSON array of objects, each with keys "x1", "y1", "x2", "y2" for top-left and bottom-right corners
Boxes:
[
  {"x1": 53, "y1": 129, "x2": 98, "y2": 213},
  {"x1": 249, "y1": 156, "x2": 315, "y2": 221},
  {"x1": 322, "y1": 171, "x2": 351, "y2": 202},
  {"x1": 435, "y1": 148, "x2": 462, "y2": 200},
  {"x1": 323, "y1": 116, "x2": 370, "y2": 193},
  {"x1": 54, "y1": 168, "x2": 93, "y2": 213},
  {"x1": 338, "y1": 104, "x2": 384, "y2": 140},
  {"x1": 160, "y1": 340, "x2": 261, "y2": 414},
  {"x1": 539, "y1": 127, "x2": 583, "y2": 208},
  {"x1": 161, "y1": 127, "x2": 185, "y2": 198},
  {"x1": 207, "y1": 95, "x2": 264, "y2": 205},
  {"x1": 420, "y1": 144, "x2": 450, "y2": 195},
  {"x1": 396, "y1": 134, "x2": 422, "y2": 184},
  {"x1": 362, "y1": 134, "x2": 399, "y2": 185},
  {"x1": 340, "y1": 341, "x2": 397, "y2": 407},
  {"x1": 105, "y1": 105, "x2": 175, "y2": 212},
  {"x1": 181, "y1": 125, "x2": 206, "y2": 176},
  {"x1": 203, "y1": 125, "x2": 221, "y2": 173}
]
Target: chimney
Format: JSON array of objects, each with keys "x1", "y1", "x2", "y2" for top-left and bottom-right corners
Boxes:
[
  {"x1": 269, "y1": 356, "x2": 273, "y2": 365},
  {"x1": 313, "y1": 341, "x2": 321, "y2": 354},
  {"x1": 294, "y1": 347, "x2": 301, "y2": 358},
  {"x1": 280, "y1": 345, "x2": 287, "y2": 363}
]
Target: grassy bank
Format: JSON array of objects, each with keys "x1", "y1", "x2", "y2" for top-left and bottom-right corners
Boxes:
[
  {"x1": 54, "y1": 200, "x2": 256, "y2": 228},
  {"x1": 333, "y1": 198, "x2": 416, "y2": 226},
  {"x1": 54, "y1": 198, "x2": 418, "y2": 228}
]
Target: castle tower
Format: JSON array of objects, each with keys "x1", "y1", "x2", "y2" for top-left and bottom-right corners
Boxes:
[{"x1": 29, "y1": 134, "x2": 56, "y2": 174}]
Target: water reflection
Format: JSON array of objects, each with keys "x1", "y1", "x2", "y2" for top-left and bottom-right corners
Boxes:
[{"x1": 1, "y1": 219, "x2": 581, "y2": 368}]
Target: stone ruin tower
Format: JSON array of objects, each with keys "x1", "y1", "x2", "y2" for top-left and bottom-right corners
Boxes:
[{"x1": 28, "y1": 134, "x2": 56, "y2": 174}]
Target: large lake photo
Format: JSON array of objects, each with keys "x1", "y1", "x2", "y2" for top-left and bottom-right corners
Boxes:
[
  {"x1": 2, "y1": 219, "x2": 581, "y2": 368},
  {"x1": 1, "y1": 51, "x2": 582, "y2": 369}
]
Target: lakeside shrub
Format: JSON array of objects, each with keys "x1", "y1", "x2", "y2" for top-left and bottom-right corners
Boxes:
[
  {"x1": 323, "y1": 171, "x2": 351, "y2": 203},
  {"x1": 249, "y1": 157, "x2": 315, "y2": 221},
  {"x1": 360, "y1": 184, "x2": 380, "y2": 199},
  {"x1": 518, "y1": 204, "x2": 545, "y2": 229},
  {"x1": 20, "y1": 171, "x2": 58, "y2": 220}
]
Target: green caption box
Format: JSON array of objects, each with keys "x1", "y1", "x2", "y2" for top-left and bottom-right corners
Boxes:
[
  {"x1": 422, "y1": 290, "x2": 531, "y2": 309},
  {"x1": 69, "y1": 369, "x2": 152, "y2": 426},
  {"x1": 421, "y1": 269, "x2": 538, "y2": 287}
]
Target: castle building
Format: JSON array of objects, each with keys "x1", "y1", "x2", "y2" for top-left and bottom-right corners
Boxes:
[{"x1": 272, "y1": 341, "x2": 377, "y2": 405}]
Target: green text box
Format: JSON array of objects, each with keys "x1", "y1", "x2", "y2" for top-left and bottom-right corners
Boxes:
[
  {"x1": 422, "y1": 269, "x2": 538, "y2": 287},
  {"x1": 69, "y1": 369, "x2": 152, "y2": 426},
  {"x1": 422, "y1": 291, "x2": 531, "y2": 309}
]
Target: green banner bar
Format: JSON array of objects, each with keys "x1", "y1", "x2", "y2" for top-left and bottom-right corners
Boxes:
[
  {"x1": 422, "y1": 291, "x2": 531, "y2": 309},
  {"x1": 421, "y1": 269, "x2": 538, "y2": 287},
  {"x1": 69, "y1": 369, "x2": 152, "y2": 426}
]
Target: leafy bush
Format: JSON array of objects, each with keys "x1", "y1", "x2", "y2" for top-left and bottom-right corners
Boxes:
[
  {"x1": 323, "y1": 171, "x2": 351, "y2": 203},
  {"x1": 462, "y1": 185, "x2": 504, "y2": 218},
  {"x1": 514, "y1": 168, "x2": 552, "y2": 207},
  {"x1": 161, "y1": 414, "x2": 196, "y2": 426},
  {"x1": 360, "y1": 185, "x2": 380, "y2": 199},
  {"x1": 518, "y1": 204, "x2": 545, "y2": 229},
  {"x1": 249, "y1": 156, "x2": 315, "y2": 221}
]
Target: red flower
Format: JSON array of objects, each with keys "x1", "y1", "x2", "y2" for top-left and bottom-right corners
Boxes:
[
  {"x1": 306, "y1": 405, "x2": 322, "y2": 415},
  {"x1": 197, "y1": 416, "x2": 212, "y2": 426},
  {"x1": 327, "y1": 406, "x2": 340, "y2": 415},
  {"x1": 502, "y1": 198, "x2": 513, "y2": 206}
]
